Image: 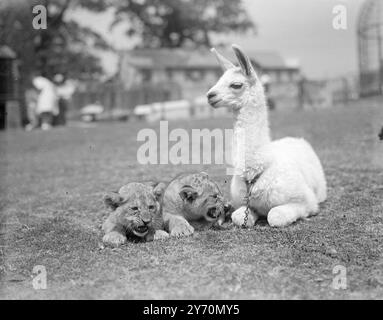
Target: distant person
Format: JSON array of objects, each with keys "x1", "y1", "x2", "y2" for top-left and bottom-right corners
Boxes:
[
  {"x1": 379, "y1": 126, "x2": 383, "y2": 141},
  {"x1": 25, "y1": 88, "x2": 39, "y2": 131},
  {"x1": 32, "y1": 76, "x2": 59, "y2": 130},
  {"x1": 54, "y1": 74, "x2": 76, "y2": 126}
]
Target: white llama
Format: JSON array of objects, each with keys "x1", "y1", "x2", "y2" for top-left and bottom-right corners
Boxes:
[{"x1": 207, "y1": 45, "x2": 327, "y2": 227}]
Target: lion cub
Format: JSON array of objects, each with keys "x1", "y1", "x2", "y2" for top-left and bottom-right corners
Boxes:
[
  {"x1": 102, "y1": 182, "x2": 169, "y2": 246},
  {"x1": 162, "y1": 172, "x2": 232, "y2": 237}
]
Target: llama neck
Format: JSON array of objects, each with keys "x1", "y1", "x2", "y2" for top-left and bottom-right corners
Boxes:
[{"x1": 231, "y1": 93, "x2": 271, "y2": 174}]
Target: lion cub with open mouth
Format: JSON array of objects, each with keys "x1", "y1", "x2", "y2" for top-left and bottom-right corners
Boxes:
[
  {"x1": 163, "y1": 172, "x2": 232, "y2": 237},
  {"x1": 102, "y1": 182, "x2": 169, "y2": 246},
  {"x1": 102, "y1": 173, "x2": 232, "y2": 245}
]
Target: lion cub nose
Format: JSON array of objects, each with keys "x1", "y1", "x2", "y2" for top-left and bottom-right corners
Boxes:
[{"x1": 142, "y1": 217, "x2": 152, "y2": 225}]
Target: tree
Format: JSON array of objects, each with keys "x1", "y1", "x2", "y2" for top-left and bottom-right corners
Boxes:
[
  {"x1": 0, "y1": 0, "x2": 254, "y2": 81},
  {"x1": 0, "y1": 0, "x2": 109, "y2": 83},
  {"x1": 108, "y1": 0, "x2": 255, "y2": 48}
]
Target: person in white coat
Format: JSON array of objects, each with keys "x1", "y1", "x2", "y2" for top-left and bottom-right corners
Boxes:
[{"x1": 32, "y1": 76, "x2": 59, "y2": 130}]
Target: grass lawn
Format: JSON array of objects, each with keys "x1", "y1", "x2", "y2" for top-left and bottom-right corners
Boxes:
[{"x1": 1, "y1": 99, "x2": 382, "y2": 299}]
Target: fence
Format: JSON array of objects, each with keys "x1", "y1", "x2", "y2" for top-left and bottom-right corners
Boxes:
[
  {"x1": 255, "y1": 75, "x2": 360, "y2": 111},
  {"x1": 360, "y1": 70, "x2": 383, "y2": 97},
  {"x1": 69, "y1": 81, "x2": 182, "y2": 119},
  {"x1": 298, "y1": 75, "x2": 360, "y2": 110},
  {"x1": 68, "y1": 74, "x2": 362, "y2": 121}
]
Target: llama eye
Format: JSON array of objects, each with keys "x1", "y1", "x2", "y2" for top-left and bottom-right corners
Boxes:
[
  {"x1": 130, "y1": 206, "x2": 139, "y2": 211},
  {"x1": 148, "y1": 205, "x2": 155, "y2": 210},
  {"x1": 230, "y1": 83, "x2": 243, "y2": 89}
]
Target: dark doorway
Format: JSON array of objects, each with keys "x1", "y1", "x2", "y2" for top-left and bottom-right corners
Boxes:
[{"x1": 0, "y1": 102, "x2": 6, "y2": 130}]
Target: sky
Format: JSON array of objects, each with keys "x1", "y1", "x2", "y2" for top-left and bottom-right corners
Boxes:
[{"x1": 70, "y1": 0, "x2": 366, "y2": 79}]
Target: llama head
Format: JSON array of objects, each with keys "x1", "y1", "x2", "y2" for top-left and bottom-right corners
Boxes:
[{"x1": 207, "y1": 45, "x2": 265, "y2": 112}]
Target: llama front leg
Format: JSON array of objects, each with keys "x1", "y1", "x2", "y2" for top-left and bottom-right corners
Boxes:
[
  {"x1": 232, "y1": 206, "x2": 259, "y2": 228},
  {"x1": 231, "y1": 174, "x2": 260, "y2": 228},
  {"x1": 267, "y1": 203, "x2": 310, "y2": 227}
]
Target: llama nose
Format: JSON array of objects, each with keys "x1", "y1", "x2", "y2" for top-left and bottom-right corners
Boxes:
[{"x1": 207, "y1": 92, "x2": 217, "y2": 100}]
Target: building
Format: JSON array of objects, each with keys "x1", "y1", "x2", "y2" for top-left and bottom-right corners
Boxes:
[
  {"x1": 357, "y1": 0, "x2": 383, "y2": 97},
  {"x1": 0, "y1": 46, "x2": 20, "y2": 129},
  {"x1": 299, "y1": 74, "x2": 359, "y2": 110},
  {"x1": 119, "y1": 47, "x2": 302, "y2": 109}
]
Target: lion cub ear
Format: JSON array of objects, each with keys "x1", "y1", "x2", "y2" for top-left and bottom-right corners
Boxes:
[
  {"x1": 179, "y1": 185, "x2": 198, "y2": 202},
  {"x1": 103, "y1": 192, "x2": 123, "y2": 210},
  {"x1": 152, "y1": 182, "x2": 166, "y2": 201}
]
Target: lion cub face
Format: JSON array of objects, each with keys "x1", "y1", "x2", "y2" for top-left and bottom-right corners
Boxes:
[
  {"x1": 104, "y1": 182, "x2": 164, "y2": 238},
  {"x1": 178, "y1": 173, "x2": 226, "y2": 223}
]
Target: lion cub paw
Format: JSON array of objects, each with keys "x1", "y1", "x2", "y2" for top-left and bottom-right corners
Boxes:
[
  {"x1": 154, "y1": 230, "x2": 170, "y2": 240},
  {"x1": 170, "y1": 221, "x2": 194, "y2": 237},
  {"x1": 103, "y1": 231, "x2": 127, "y2": 247}
]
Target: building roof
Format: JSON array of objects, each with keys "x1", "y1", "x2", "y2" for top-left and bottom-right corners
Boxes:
[
  {"x1": 248, "y1": 51, "x2": 289, "y2": 69},
  {"x1": 123, "y1": 48, "x2": 216, "y2": 69},
  {"x1": 123, "y1": 47, "x2": 298, "y2": 71}
]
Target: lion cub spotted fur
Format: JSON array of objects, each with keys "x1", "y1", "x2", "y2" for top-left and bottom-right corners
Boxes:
[{"x1": 102, "y1": 182, "x2": 169, "y2": 246}]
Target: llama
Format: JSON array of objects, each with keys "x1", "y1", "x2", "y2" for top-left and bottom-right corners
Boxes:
[{"x1": 206, "y1": 45, "x2": 327, "y2": 227}]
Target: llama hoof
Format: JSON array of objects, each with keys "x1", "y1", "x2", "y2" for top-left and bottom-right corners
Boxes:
[
  {"x1": 267, "y1": 208, "x2": 293, "y2": 227},
  {"x1": 232, "y1": 207, "x2": 256, "y2": 228}
]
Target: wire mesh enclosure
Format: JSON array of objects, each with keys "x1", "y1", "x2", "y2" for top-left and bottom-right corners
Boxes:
[{"x1": 358, "y1": 0, "x2": 383, "y2": 96}]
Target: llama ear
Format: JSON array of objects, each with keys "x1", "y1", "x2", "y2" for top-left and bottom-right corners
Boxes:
[
  {"x1": 211, "y1": 48, "x2": 235, "y2": 71},
  {"x1": 232, "y1": 44, "x2": 255, "y2": 77}
]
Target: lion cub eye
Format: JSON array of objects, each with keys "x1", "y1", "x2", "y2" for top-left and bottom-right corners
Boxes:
[
  {"x1": 130, "y1": 206, "x2": 139, "y2": 211},
  {"x1": 230, "y1": 82, "x2": 243, "y2": 90},
  {"x1": 148, "y1": 205, "x2": 155, "y2": 210}
]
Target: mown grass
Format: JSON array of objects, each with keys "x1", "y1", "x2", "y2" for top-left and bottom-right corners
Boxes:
[{"x1": 0, "y1": 99, "x2": 382, "y2": 299}]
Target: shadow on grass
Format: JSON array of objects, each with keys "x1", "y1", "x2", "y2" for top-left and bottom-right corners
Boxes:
[{"x1": 4, "y1": 217, "x2": 101, "y2": 280}]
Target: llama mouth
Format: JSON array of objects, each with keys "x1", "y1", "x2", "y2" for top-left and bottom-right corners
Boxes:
[{"x1": 209, "y1": 99, "x2": 221, "y2": 108}]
